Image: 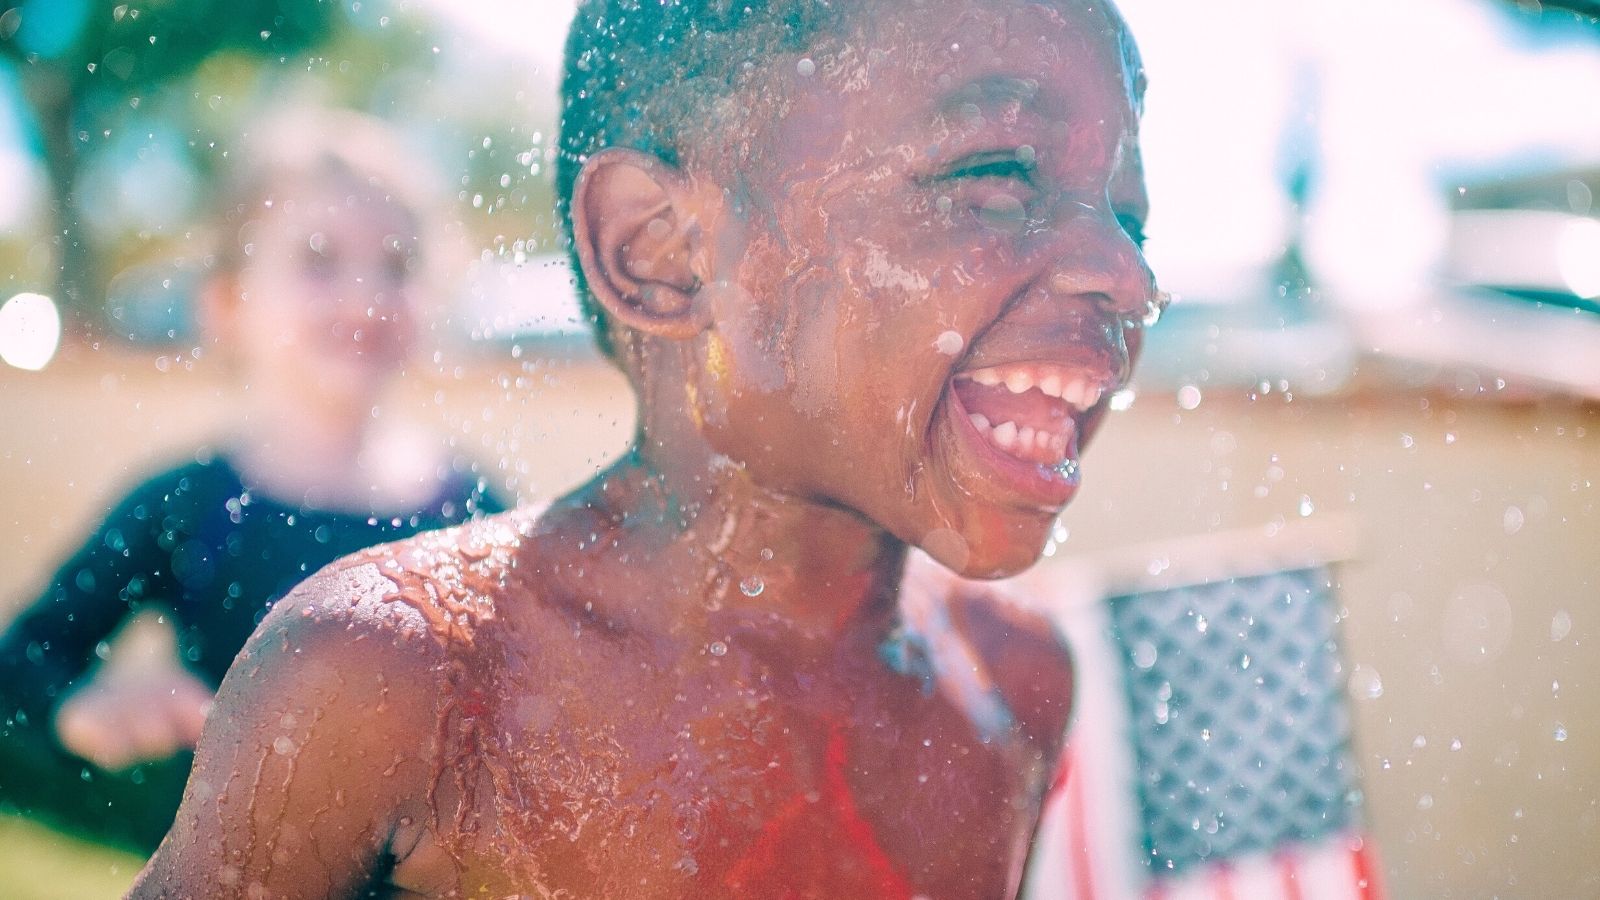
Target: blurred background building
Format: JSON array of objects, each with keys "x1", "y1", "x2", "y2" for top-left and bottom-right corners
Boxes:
[{"x1": 0, "y1": 0, "x2": 1596, "y2": 897}]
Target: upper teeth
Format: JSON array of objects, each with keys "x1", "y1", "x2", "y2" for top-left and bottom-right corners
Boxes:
[{"x1": 965, "y1": 365, "x2": 1106, "y2": 411}]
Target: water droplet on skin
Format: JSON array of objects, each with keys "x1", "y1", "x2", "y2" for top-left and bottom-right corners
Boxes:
[
  {"x1": 1417, "y1": 793, "x2": 1434, "y2": 810},
  {"x1": 1450, "y1": 738, "x2": 1463, "y2": 751},
  {"x1": 273, "y1": 736, "x2": 295, "y2": 755},
  {"x1": 1053, "y1": 458, "x2": 1080, "y2": 484},
  {"x1": 933, "y1": 330, "x2": 964, "y2": 355},
  {"x1": 709, "y1": 641, "x2": 728, "y2": 657},
  {"x1": 921, "y1": 528, "x2": 971, "y2": 571},
  {"x1": 1298, "y1": 495, "x2": 1315, "y2": 517},
  {"x1": 796, "y1": 57, "x2": 816, "y2": 76},
  {"x1": 1503, "y1": 506, "x2": 1525, "y2": 535},
  {"x1": 739, "y1": 576, "x2": 764, "y2": 597},
  {"x1": 978, "y1": 194, "x2": 1027, "y2": 232},
  {"x1": 1554, "y1": 724, "x2": 1568, "y2": 742}
]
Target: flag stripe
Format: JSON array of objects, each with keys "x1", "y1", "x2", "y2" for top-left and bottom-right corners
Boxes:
[
  {"x1": 1277, "y1": 850, "x2": 1305, "y2": 900},
  {"x1": 1066, "y1": 743, "x2": 1098, "y2": 900},
  {"x1": 1351, "y1": 837, "x2": 1380, "y2": 900}
]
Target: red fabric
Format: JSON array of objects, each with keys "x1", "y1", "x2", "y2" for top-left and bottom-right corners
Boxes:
[{"x1": 723, "y1": 718, "x2": 914, "y2": 899}]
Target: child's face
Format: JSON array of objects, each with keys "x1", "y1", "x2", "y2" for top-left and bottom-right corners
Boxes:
[
  {"x1": 692, "y1": 0, "x2": 1153, "y2": 577},
  {"x1": 224, "y1": 174, "x2": 421, "y2": 409}
]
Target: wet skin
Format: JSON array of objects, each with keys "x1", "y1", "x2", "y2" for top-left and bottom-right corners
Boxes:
[{"x1": 131, "y1": 1, "x2": 1155, "y2": 897}]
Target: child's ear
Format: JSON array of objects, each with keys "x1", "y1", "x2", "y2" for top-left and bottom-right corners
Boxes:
[{"x1": 571, "y1": 148, "x2": 708, "y2": 341}]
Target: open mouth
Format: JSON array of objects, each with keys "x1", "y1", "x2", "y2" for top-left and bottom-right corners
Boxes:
[{"x1": 943, "y1": 360, "x2": 1118, "y2": 507}]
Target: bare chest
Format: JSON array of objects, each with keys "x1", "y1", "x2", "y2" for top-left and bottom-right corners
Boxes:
[{"x1": 389, "y1": 667, "x2": 1050, "y2": 900}]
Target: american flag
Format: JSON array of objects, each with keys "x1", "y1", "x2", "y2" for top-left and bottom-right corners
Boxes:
[{"x1": 1026, "y1": 567, "x2": 1384, "y2": 900}]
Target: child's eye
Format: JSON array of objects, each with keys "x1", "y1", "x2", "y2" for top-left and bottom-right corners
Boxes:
[
  {"x1": 386, "y1": 250, "x2": 413, "y2": 283},
  {"x1": 1116, "y1": 212, "x2": 1148, "y2": 250},
  {"x1": 942, "y1": 151, "x2": 1037, "y2": 183},
  {"x1": 304, "y1": 248, "x2": 338, "y2": 279},
  {"x1": 932, "y1": 151, "x2": 1040, "y2": 233}
]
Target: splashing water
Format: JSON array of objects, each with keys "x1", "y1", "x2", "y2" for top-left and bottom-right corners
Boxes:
[{"x1": 932, "y1": 331, "x2": 964, "y2": 356}]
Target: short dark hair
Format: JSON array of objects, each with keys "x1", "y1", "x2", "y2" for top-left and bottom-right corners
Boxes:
[{"x1": 557, "y1": 0, "x2": 850, "y2": 358}]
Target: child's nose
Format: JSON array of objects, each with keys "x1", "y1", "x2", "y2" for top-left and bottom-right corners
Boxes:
[{"x1": 1039, "y1": 205, "x2": 1159, "y2": 326}]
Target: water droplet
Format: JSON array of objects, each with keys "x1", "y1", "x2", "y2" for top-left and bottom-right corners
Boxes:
[
  {"x1": 1503, "y1": 506, "x2": 1525, "y2": 535},
  {"x1": 796, "y1": 57, "x2": 816, "y2": 76},
  {"x1": 708, "y1": 641, "x2": 728, "y2": 657},
  {"x1": 1298, "y1": 495, "x2": 1316, "y2": 517},
  {"x1": 1554, "y1": 724, "x2": 1568, "y2": 742},
  {"x1": 1194, "y1": 613, "x2": 1209, "y2": 634},
  {"x1": 1349, "y1": 665, "x2": 1384, "y2": 700},
  {"x1": 1568, "y1": 179, "x2": 1594, "y2": 215},
  {"x1": 1132, "y1": 641, "x2": 1158, "y2": 669},
  {"x1": 933, "y1": 330, "x2": 964, "y2": 355},
  {"x1": 1417, "y1": 793, "x2": 1434, "y2": 810},
  {"x1": 1551, "y1": 609, "x2": 1573, "y2": 642},
  {"x1": 1450, "y1": 738, "x2": 1463, "y2": 751},
  {"x1": 739, "y1": 576, "x2": 764, "y2": 597},
  {"x1": 272, "y1": 736, "x2": 295, "y2": 755},
  {"x1": 977, "y1": 194, "x2": 1027, "y2": 232},
  {"x1": 1177, "y1": 385, "x2": 1202, "y2": 410}
]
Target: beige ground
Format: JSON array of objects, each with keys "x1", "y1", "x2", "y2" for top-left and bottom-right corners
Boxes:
[{"x1": 1, "y1": 343, "x2": 1594, "y2": 897}]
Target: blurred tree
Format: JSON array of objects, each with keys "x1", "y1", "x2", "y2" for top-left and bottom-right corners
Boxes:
[{"x1": 0, "y1": 0, "x2": 338, "y2": 331}]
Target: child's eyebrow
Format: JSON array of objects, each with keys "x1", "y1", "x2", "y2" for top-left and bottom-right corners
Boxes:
[{"x1": 937, "y1": 75, "x2": 1043, "y2": 117}]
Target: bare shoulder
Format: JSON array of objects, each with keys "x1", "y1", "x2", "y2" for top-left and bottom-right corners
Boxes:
[
  {"x1": 945, "y1": 577, "x2": 1076, "y2": 751},
  {"x1": 131, "y1": 512, "x2": 539, "y2": 897},
  {"x1": 319, "y1": 507, "x2": 541, "y2": 650}
]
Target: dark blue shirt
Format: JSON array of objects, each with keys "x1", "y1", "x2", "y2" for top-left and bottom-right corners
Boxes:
[{"x1": 0, "y1": 454, "x2": 502, "y2": 724}]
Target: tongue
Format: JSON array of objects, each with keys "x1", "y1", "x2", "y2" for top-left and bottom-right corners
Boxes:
[{"x1": 953, "y1": 380, "x2": 1071, "y2": 433}]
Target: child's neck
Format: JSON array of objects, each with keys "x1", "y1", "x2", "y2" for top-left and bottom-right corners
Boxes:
[
  {"x1": 565, "y1": 445, "x2": 909, "y2": 658},
  {"x1": 231, "y1": 389, "x2": 439, "y2": 514}
]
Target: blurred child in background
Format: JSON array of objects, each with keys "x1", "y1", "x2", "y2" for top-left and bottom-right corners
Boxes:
[{"x1": 0, "y1": 105, "x2": 501, "y2": 852}]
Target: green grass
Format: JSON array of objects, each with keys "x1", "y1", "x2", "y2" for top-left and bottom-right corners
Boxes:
[{"x1": 0, "y1": 814, "x2": 142, "y2": 899}]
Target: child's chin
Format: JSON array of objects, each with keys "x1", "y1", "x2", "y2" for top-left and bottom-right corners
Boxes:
[{"x1": 920, "y1": 526, "x2": 1049, "y2": 581}]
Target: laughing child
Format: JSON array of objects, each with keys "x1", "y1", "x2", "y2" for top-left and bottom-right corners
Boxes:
[{"x1": 133, "y1": 1, "x2": 1161, "y2": 896}]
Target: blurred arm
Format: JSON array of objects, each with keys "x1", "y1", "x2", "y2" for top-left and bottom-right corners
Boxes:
[{"x1": 0, "y1": 477, "x2": 180, "y2": 730}]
